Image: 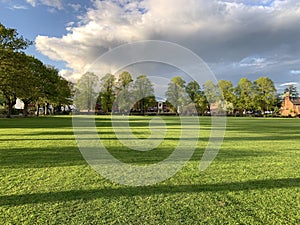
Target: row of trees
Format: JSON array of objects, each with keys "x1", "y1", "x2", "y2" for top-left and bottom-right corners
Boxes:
[
  {"x1": 168, "y1": 77, "x2": 297, "y2": 115},
  {"x1": 0, "y1": 23, "x2": 73, "y2": 117},
  {"x1": 153, "y1": 76, "x2": 280, "y2": 115},
  {"x1": 75, "y1": 71, "x2": 156, "y2": 114},
  {"x1": 2, "y1": 23, "x2": 297, "y2": 117},
  {"x1": 75, "y1": 71, "x2": 294, "y2": 116}
]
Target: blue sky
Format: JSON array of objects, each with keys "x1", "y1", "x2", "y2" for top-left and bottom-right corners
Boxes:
[
  {"x1": 0, "y1": 0, "x2": 90, "y2": 68},
  {"x1": 1, "y1": 0, "x2": 300, "y2": 93}
]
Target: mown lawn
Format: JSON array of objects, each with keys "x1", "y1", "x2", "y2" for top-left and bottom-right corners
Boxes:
[{"x1": 0, "y1": 116, "x2": 299, "y2": 224}]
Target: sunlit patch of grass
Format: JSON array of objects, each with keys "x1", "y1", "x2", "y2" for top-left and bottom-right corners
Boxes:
[{"x1": 0, "y1": 116, "x2": 299, "y2": 224}]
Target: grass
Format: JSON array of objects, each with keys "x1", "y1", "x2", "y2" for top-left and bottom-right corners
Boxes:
[{"x1": 0, "y1": 116, "x2": 299, "y2": 224}]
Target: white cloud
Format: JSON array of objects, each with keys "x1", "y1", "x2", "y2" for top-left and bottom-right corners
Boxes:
[
  {"x1": 290, "y1": 70, "x2": 300, "y2": 74},
  {"x1": 41, "y1": 0, "x2": 63, "y2": 9},
  {"x1": 239, "y1": 57, "x2": 267, "y2": 67},
  {"x1": 25, "y1": 0, "x2": 36, "y2": 7},
  {"x1": 69, "y1": 3, "x2": 81, "y2": 11},
  {"x1": 280, "y1": 82, "x2": 298, "y2": 86},
  {"x1": 59, "y1": 69, "x2": 81, "y2": 82},
  {"x1": 11, "y1": 5, "x2": 28, "y2": 10},
  {"x1": 35, "y1": 0, "x2": 300, "y2": 82},
  {"x1": 26, "y1": 0, "x2": 63, "y2": 10}
]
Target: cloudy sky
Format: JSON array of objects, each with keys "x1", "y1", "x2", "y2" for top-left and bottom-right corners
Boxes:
[{"x1": 1, "y1": 0, "x2": 300, "y2": 92}]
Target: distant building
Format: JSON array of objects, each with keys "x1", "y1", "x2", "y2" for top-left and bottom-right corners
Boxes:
[
  {"x1": 14, "y1": 98, "x2": 24, "y2": 110},
  {"x1": 280, "y1": 92, "x2": 300, "y2": 117},
  {"x1": 156, "y1": 96, "x2": 167, "y2": 113}
]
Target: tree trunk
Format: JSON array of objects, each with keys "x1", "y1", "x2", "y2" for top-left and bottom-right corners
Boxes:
[
  {"x1": 23, "y1": 102, "x2": 29, "y2": 117},
  {"x1": 36, "y1": 103, "x2": 40, "y2": 117},
  {"x1": 142, "y1": 98, "x2": 145, "y2": 116},
  {"x1": 5, "y1": 95, "x2": 16, "y2": 118},
  {"x1": 6, "y1": 102, "x2": 12, "y2": 118},
  {"x1": 44, "y1": 103, "x2": 47, "y2": 115},
  {"x1": 22, "y1": 99, "x2": 31, "y2": 117}
]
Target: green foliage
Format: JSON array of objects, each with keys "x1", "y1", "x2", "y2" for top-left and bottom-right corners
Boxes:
[
  {"x1": 0, "y1": 23, "x2": 32, "y2": 117},
  {"x1": 98, "y1": 73, "x2": 115, "y2": 113},
  {"x1": 16, "y1": 55, "x2": 44, "y2": 116},
  {"x1": 218, "y1": 80, "x2": 236, "y2": 103},
  {"x1": 195, "y1": 92, "x2": 209, "y2": 115},
  {"x1": 74, "y1": 72, "x2": 99, "y2": 111},
  {"x1": 284, "y1": 84, "x2": 299, "y2": 98},
  {"x1": 185, "y1": 80, "x2": 200, "y2": 103},
  {"x1": 235, "y1": 78, "x2": 255, "y2": 112},
  {"x1": 0, "y1": 23, "x2": 32, "y2": 51},
  {"x1": 0, "y1": 91, "x2": 5, "y2": 106},
  {"x1": 218, "y1": 80, "x2": 236, "y2": 114},
  {"x1": 117, "y1": 71, "x2": 133, "y2": 89},
  {"x1": 253, "y1": 77, "x2": 277, "y2": 112},
  {"x1": 165, "y1": 76, "x2": 187, "y2": 115},
  {"x1": 185, "y1": 80, "x2": 208, "y2": 115},
  {"x1": 133, "y1": 75, "x2": 155, "y2": 114},
  {"x1": 115, "y1": 71, "x2": 133, "y2": 113},
  {"x1": 0, "y1": 51, "x2": 29, "y2": 117},
  {"x1": 202, "y1": 80, "x2": 221, "y2": 104},
  {"x1": 0, "y1": 23, "x2": 72, "y2": 117}
]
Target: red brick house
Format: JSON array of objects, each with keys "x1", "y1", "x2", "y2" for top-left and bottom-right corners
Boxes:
[{"x1": 280, "y1": 92, "x2": 300, "y2": 117}]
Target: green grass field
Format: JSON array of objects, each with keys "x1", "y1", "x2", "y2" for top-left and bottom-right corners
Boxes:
[{"x1": 0, "y1": 116, "x2": 299, "y2": 224}]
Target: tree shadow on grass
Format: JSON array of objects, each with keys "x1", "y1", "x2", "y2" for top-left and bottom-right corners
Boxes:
[
  {"x1": 0, "y1": 147, "x2": 85, "y2": 168},
  {"x1": 0, "y1": 116, "x2": 73, "y2": 129},
  {"x1": 0, "y1": 143, "x2": 282, "y2": 168},
  {"x1": 1, "y1": 177, "x2": 299, "y2": 206}
]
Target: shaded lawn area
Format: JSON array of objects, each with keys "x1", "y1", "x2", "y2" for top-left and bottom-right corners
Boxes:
[{"x1": 0, "y1": 116, "x2": 299, "y2": 224}]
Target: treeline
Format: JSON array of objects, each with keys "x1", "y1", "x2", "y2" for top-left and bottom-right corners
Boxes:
[
  {"x1": 75, "y1": 72, "x2": 155, "y2": 115},
  {"x1": 75, "y1": 71, "x2": 294, "y2": 116},
  {"x1": 2, "y1": 24, "x2": 297, "y2": 118},
  {"x1": 0, "y1": 23, "x2": 73, "y2": 118}
]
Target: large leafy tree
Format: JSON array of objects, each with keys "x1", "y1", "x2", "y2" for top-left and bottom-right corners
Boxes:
[
  {"x1": 18, "y1": 55, "x2": 45, "y2": 116},
  {"x1": 202, "y1": 80, "x2": 226, "y2": 114},
  {"x1": 115, "y1": 71, "x2": 133, "y2": 113},
  {"x1": 165, "y1": 76, "x2": 186, "y2": 115},
  {"x1": 50, "y1": 74, "x2": 73, "y2": 113},
  {"x1": 43, "y1": 66, "x2": 72, "y2": 112},
  {"x1": 185, "y1": 80, "x2": 201, "y2": 103},
  {"x1": 32, "y1": 65, "x2": 60, "y2": 116},
  {"x1": 196, "y1": 91, "x2": 209, "y2": 115},
  {"x1": 133, "y1": 75, "x2": 155, "y2": 115},
  {"x1": 0, "y1": 51, "x2": 29, "y2": 117},
  {"x1": 235, "y1": 78, "x2": 255, "y2": 113},
  {"x1": 218, "y1": 80, "x2": 235, "y2": 103},
  {"x1": 185, "y1": 80, "x2": 208, "y2": 115},
  {"x1": 202, "y1": 80, "x2": 220, "y2": 104},
  {"x1": 284, "y1": 84, "x2": 299, "y2": 99},
  {"x1": 74, "y1": 72, "x2": 99, "y2": 112},
  {"x1": 0, "y1": 23, "x2": 32, "y2": 117},
  {"x1": 17, "y1": 60, "x2": 72, "y2": 116},
  {"x1": 253, "y1": 77, "x2": 277, "y2": 112},
  {"x1": 116, "y1": 71, "x2": 133, "y2": 92},
  {"x1": 218, "y1": 80, "x2": 236, "y2": 114},
  {"x1": 98, "y1": 73, "x2": 115, "y2": 113},
  {"x1": 0, "y1": 23, "x2": 72, "y2": 117}
]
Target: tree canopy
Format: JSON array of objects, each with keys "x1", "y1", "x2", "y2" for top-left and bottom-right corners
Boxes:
[
  {"x1": 0, "y1": 23, "x2": 72, "y2": 117},
  {"x1": 284, "y1": 84, "x2": 299, "y2": 99},
  {"x1": 165, "y1": 76, "x2": 187, "y2": 115},
  {"x1": 74, "y1": 72, "x2": 99, "y2": 112},
  {"x1": 133, "y1": 75, "x2": 155, "y2": 115}
]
